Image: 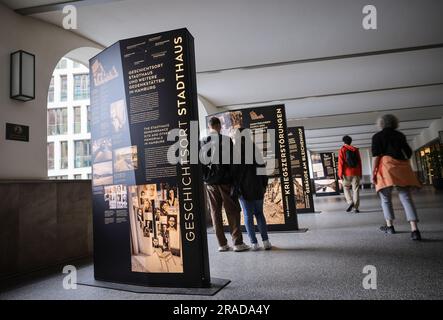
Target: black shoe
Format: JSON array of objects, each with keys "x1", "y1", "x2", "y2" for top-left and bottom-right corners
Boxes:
[
  {"x1": 346, "y1": 203, "x2": 354, "y2": 212},
  {"x1": 353, "y1": 209, "x2": 360, "y2": 213},
  {"x1": 411, "y1": 230, "x2": 422, "y2": 241},
  {"x1": 380, "y1": 225, "x2": 396, "y2": 234}
]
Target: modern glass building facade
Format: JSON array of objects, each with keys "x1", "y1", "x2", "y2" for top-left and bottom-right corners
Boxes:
[{"x1": 47, "y1": 57, "x2": 91, "y2": 180}]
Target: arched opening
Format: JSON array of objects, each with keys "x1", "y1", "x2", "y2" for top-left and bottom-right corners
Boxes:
[{"x1": 46, "y1": 47, "x2": 100, "y2": 180}]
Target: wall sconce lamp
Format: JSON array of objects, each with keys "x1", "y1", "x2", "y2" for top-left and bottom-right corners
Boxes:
[{"x1": 10, "y1": 50, "x2": 35, "y2": 101}]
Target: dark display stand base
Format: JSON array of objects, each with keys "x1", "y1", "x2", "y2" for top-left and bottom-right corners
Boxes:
[
  {"x1": 299, "y1": 211, "x2": 322, "y2": 214},
  {"x1": 207, "y1": 227, "x2": 309, "y2": 234},
  {"x1": 78, "y1": 276, "x2": 230, "y2": 296},
  {"x1": 268, "y1": 228, "x2": 309, "y2": 233}
]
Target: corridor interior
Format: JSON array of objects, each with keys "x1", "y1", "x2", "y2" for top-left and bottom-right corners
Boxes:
[{"x1": 1, "y1": 187, "x2": 442, "y2": 300}]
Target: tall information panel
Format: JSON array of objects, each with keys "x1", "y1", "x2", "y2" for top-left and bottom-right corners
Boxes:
[
  {"x1": 207, "y1": 105, "x2": 299, "y2": 231},
  {"x1": 311, "y1": 152, "x2": 340, "y2": 196},
  {"x1": 287, "y1": 127, "x2": 315, "y2": 213},
  {"x1": 89, "y1": 29, "x2": 210, "y2": 288}
]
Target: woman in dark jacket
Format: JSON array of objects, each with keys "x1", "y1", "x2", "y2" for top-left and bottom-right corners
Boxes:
[
  {"x1": 372, "y1": 114, "x2": 422, "y2": 240},
  {"x1": 233, "y1": 128, "x2": 272, "y2": 251}
]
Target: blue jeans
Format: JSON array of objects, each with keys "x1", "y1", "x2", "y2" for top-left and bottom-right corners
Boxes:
[
  {"x1": 239, "y1": 198, "x2": 269, "y2": 244},
  {"x1": 379, "y1": 186, "x2": 419, "y2": 222}
]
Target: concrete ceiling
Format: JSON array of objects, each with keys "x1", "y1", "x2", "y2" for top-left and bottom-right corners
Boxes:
[
  {"x1": 2, "y1": 0, "x2": 443, "y2": 152},
  {"x1": 1, "y1": 0, "x2": 63, "y2": 9}
]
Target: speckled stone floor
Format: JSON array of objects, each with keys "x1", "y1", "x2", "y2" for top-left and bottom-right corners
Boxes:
[{"x1": 1, "y1": 187, "x2": 442, "y2": 300}]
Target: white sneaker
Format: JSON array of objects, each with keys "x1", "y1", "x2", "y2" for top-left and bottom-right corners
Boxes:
[
  {"x1": 251, "y1": 243, "x2": 260, "y2": 251},
  {"x1": 233, "y1": 243, "x2": 250, "y2": 252},
  {"x1": 218, "y1": 244, "x2": 231, "y2": 252},
  {"x1": 263, "y1": 240, "x2": 272, "y2": 250}
]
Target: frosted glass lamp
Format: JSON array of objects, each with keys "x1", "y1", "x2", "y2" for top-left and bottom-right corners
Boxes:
[{"x1": 10, "y1": 50, "x2": 35, "y2": 101}]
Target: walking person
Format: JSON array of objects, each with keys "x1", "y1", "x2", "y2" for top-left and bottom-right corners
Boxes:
[
  {"x1": 233, "y1": 128, "x2": 272, "y2": 251},
  {"x1": 338, "y1": 135, "x2": 362, "y2": 213},
  {"x1": 201, "y1": 117, "x2": 250, "y2": 252},
  {"x1": 371, "y1": 114, "x2": 422, "y2": 240}
]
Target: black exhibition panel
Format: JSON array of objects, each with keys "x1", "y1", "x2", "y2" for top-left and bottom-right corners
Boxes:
[
  {"x1": 89, "y1": 28, "x2": 210, "y2": 288},
  {"x1": 206, "y1": 105, "x2": 299, "y2": 231},
  {"x1": 311, "y1": 152, "x2": 340, "y2": 196},
  {"x1": 287, "y1": 126, "x2": 315, "y2": 213}
]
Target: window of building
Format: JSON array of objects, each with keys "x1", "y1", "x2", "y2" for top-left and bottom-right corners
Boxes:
[
  {"x1": 74, "y1": 74, "x2": 89, "y2": 100},
  {"x1": 60, "y1": 75, "x2": 68, "y2": 102},
  {"x1": 47, "y1": 56, "x2": 91, "y2": 180},
  {"x1": 74, "y1": 106, "x2": 82, "y2": 134},
  {"x1": 75, "y1": 140, "x2": 91, "y2": 168},
  {"x1": 87, "y1": 105, "x2": 91, "y2": 133},
  {"x1": 48, "y1": 77, "x2": 54, "y2": 103},
  {"x1": 47, "y1": 108, "x2": 68, "y2": 135},
  {"x1": 49, "y1": 175, "x2": 68, "y2": 180},
  {"x1": 74, "y1": 174, "x2": 83, "y2": 180},
  {"x1": 60, "y1": 141, "x2": 69, "y2": 169},
  {"x1": 47, "y1": 142, "x2": 54, "y2": 170},
  {"x1": 56, "y1": 59, "x2": 67, "y2": 69}
]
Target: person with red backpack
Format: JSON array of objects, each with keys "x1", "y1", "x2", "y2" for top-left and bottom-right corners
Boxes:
[{"x1": 338, "y1": 135, "x2": 362, "y2": 213}]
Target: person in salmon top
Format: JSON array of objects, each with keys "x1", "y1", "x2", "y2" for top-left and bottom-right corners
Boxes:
[
  {"x1": 338, "y1": 135, "x2": 363, "y2": 213},
  {"x1": 371, "y1": 114, "x2": 422, "y2": 241}
]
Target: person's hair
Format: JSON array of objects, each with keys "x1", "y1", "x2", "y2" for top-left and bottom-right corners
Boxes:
[
  {"x1": 167, "y1": 188, "x2": 175, "y2": 200},
  {"x1": 208, "y1": 117, "x2": 221, "y2": 128},
  {"x1": 377, "y1": 114, "x2": 399, "y2": 129},
  {"x1": 342, "y1": 135, "x2": 352, "y2": 145},
  {"x1": 168, "y1": 216, "x2": 177, "y2": 229}
]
